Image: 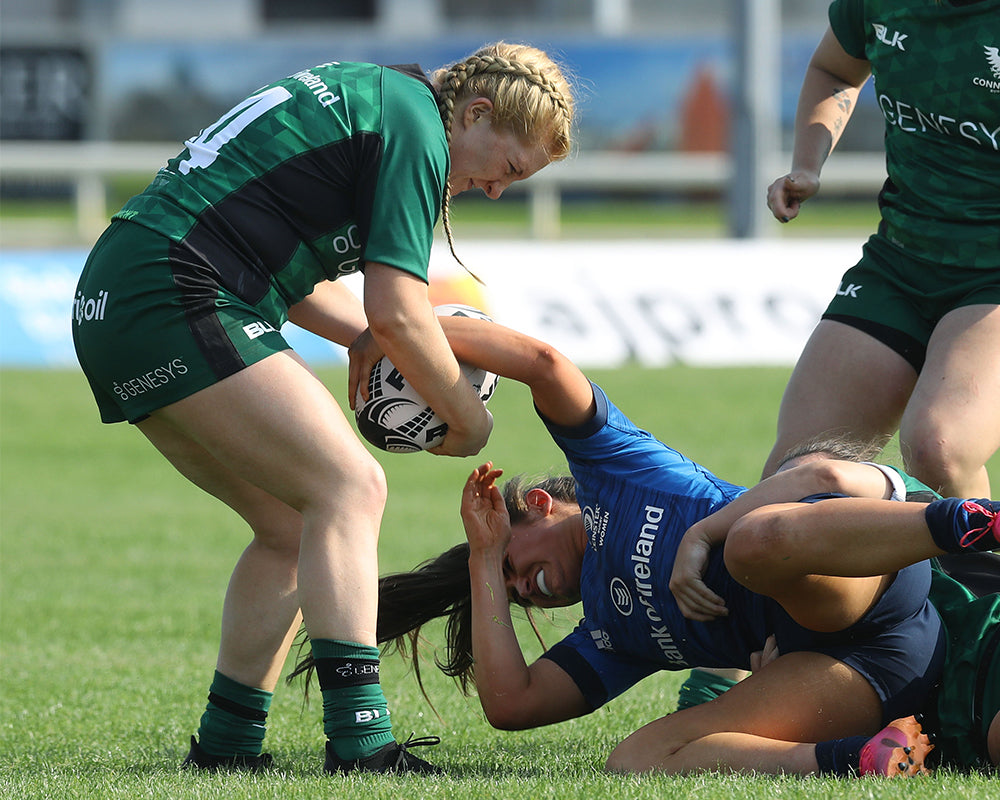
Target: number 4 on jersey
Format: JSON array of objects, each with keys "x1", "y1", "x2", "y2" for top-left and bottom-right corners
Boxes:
[{"x1": 178, "y1": 85, "x2": 292, "y2": 174}]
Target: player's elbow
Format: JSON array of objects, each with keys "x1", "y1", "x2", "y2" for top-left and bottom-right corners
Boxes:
[
  {"x1": 799, "y1": 459, "x2": 861, "y2": 494},
  {"x1": 365, "y1": 304, "x2": 410, "y2": 342},
  {"x1": 481, "y1": 699, "x2": 541, "y2": 731},
  {"x1": 526, "y1": 342, "x2": 563, "y2": 376},
  {"x1": 524, "y1": 344, "x2": 580, "y2": 392}
]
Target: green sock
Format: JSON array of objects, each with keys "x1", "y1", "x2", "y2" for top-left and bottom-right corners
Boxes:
[
  {"x1": 312, "y1": 638, "x2": 394, "y2": 761},
  {"x1": 675, "y1": 669, "x2": 738, "y2": 711},
  {"x1": 196, "y1": 671, "x2": 272, "y2": 756}
]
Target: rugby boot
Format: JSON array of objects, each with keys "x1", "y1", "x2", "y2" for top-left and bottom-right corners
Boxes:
[
  {"x1": 324, "y1": 733, "x2": 442, "y2": 775},
  {"x1": 858, "y1": 716, "x2": 934, "y2": 777},
  {"x1": 181, "y1": 735, "x2": 273, "y2": 772}
]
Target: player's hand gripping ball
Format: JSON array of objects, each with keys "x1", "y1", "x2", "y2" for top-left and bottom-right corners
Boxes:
[{"x1": 355, "y1": 304, "x2": 500, "y2": 453}]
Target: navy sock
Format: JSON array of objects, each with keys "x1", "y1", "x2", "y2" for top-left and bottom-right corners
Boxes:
[
  {"x1": 925, "y1": 498, "x2": 999, "y2": 553},
  {"x1": 814, "y1": 736, "x2": 869, "y2": 776}
]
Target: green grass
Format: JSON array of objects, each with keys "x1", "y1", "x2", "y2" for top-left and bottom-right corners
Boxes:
[
  {"x1": 1, "y1": 367, "x2": 995, "y2": 799},
  {"x1": 0, "y1": 190, "x2": 881, "y2": 248},
  {"x1": 448, "y1": 194, "x2": 881, "y2": 239}
]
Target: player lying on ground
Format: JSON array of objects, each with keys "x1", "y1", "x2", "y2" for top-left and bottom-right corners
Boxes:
[
  {"x1": 295, "y1": 317, "x2": 1000, "y2": 776},
  {"x1": 669, "y1": 447, "x2": 1000, "y2": 773}
]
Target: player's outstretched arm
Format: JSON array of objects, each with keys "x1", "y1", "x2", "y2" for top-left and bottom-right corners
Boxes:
[{"x1": 440, "y1": 316, "x2": 596, "y2": 428}]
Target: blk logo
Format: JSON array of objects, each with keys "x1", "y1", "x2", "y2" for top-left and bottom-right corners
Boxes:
[{"x1": 873, "y1": 24, "x2": 907, "y2": 51}]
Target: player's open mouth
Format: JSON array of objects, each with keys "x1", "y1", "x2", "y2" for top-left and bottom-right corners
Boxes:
[{"x1": 536, "y1": 569, "x2": 553, "y2": 597}]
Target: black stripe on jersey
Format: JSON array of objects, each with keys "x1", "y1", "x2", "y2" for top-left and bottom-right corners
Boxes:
[
  {"x1": 178, "y1": 132, "x2": 384, "y2": 306},
  {"x1": 168, "y1": 239, "x2": 247, "y2": 380}
]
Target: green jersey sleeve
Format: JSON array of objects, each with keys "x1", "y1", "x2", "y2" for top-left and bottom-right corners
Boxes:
[
  {"x1": 361, "y1": 66, "x2": 448, "y2": 282},
  {"x1": 828, "y1": 0, "x2": 867, "y2": 60}
]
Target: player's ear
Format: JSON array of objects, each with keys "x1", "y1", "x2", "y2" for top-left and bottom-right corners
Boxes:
[
  {"x1": 525, "y1": 488, "x2": 553, "y2": 516},
  {"x1": 462, "y1": 97, "x2": 494, "y2": 128}
]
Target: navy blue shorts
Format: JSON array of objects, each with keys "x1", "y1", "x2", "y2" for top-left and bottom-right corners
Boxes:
[{"x1": 768, "y1": 560, "x2": 946, "y2": 725}]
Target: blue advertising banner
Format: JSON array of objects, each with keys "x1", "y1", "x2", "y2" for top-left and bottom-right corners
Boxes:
[{"x1": 0, "y1": 249, "x2": 349, "y2": 367}]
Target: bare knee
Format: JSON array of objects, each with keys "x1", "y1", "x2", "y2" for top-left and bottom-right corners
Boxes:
[
  {"x1": 604, "y1": 746, "x2": 642, "y2": 774},
  {"x1": 901, "y1": 429, "x2": 980, "y2": 496},
  {"x1": 306, "y1": 453, "x2": 387, "y2": 526},
  {"x1": 724, "y1": 510, "x2": 795, "y2": 592},
  {"x1": 349, "y1": 454, "x2": 388, "y2": 511}
]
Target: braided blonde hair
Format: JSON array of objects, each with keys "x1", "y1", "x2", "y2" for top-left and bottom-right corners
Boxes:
[{"x1": 432, "y1": 42, "x2": 575, "y2": 264}]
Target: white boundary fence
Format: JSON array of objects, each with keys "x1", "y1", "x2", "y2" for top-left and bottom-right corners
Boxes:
[{"x1": 0, "y1": 141, "x2": 886, "y2": 240}]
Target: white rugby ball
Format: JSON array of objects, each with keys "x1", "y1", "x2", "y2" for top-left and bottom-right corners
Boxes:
[{"x1": 354, "y1": 304, "x2": 500, "y2": 453}]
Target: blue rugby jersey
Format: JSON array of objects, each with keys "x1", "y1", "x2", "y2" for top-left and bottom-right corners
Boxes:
[{"x1": 539, "y1": 383, "x2": 776, "y2": 709}]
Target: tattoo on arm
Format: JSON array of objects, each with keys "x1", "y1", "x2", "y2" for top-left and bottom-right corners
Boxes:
[
  {"x1": 830, "y1": 89, "x2": 853, "y2": 139},
  {"x1": 833, "y1": 88, "x2": 852, "y2": 114}
]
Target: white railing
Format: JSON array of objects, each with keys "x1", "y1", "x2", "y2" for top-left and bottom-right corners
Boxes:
[{"x1": 0, "y1": 141, "x2": 886, "y2": 240}]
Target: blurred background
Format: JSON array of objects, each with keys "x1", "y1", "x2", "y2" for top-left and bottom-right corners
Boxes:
[
  {"x1": 0, "y1": 1, "x2": 886, "y2": 369},
  {"x1": 0, "y1": 1, "x2": 885, "y2": 242}
]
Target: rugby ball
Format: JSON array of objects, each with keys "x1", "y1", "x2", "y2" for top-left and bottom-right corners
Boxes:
[{"x1": 354, "y1": 304, "x2": 500, "y2": 453}]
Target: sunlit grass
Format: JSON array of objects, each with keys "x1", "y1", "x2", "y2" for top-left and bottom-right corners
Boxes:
[{"x1": 3, "y1": 367, "x2": 996, "y2": 797}]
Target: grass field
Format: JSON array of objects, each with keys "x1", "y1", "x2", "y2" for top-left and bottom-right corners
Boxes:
[
  {"x1": 2, "y1": 365, "x2": 997, "y2": 799},
  {"x1": 0, "y1": 190, "x2": 883, "y2": 249}
]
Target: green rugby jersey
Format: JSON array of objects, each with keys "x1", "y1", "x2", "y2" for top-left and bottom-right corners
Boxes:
[
  {"x1": 927, "y1": 567, "x2": 1000, "y2": 769},
  {"x1": 829, "y1": 0, "x2": 1000, "y2": 267},
  {"x1": 887, "y1": 465, "x2": 999, "y2": 768},
  {"x1": 114, "y1": 62, "x2": 447, "y2": 312}
]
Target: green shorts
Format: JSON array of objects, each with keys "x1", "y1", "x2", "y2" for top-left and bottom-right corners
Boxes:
[
  {"x1": 823, "y1": 234, "x2": 1000, "y2": 372},
  {"x1": 927, "y1": 566, "x2": 1000, "y2": 770},
  {"x1": 72, "y1": 220, "x2": 291, "y2": 423}
]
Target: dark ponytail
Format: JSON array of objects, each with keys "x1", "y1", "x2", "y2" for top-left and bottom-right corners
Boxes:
[
  {"x1": 288, "y1": 473, "x2": 577, "y2": 699},
  {"x1": 287, "y1": 543, "x2": 478, "y2": 698}
]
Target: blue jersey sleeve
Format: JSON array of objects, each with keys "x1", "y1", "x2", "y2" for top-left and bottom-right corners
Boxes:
[
  {"x1": 541, "y1": 624, "x2": 660, "y2": 711},
  {"x1": 540, "y1": 383, "x2": 681, "y2": 472},
  {"x1": 540, "y1": 382, "x2": 741, "y2": 500}
]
